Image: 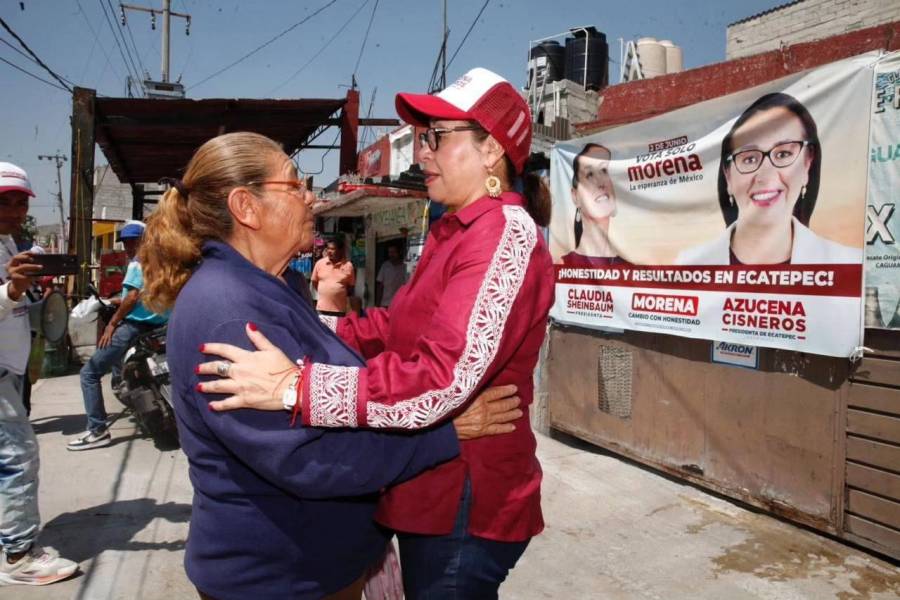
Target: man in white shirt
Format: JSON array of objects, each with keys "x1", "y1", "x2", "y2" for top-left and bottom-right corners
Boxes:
[
  {"x1": 375, "y1": 243, "x2": 408, "y2": 307},
  {"x1": 0, "y1": 162, "x2": 78, "y2": 586}
]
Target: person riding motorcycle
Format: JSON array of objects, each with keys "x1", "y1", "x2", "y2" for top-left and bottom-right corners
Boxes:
[{"x1": 68, "y1": 221, "x2": 169, "y2": 451}]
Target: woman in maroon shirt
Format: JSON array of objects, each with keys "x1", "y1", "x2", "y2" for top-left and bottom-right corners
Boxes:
[{"x1": 197, "y1": 68, "x2": 554, "y2": 598}]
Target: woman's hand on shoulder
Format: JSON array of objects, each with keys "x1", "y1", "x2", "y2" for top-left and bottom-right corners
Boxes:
[{"x1": 197, "y1": 323, "x2": 297, "y2": 412}]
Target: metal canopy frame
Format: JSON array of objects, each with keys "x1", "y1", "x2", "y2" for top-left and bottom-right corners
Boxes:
[
  {"x1": 93, "y1": 95, "x2": 350, "y2": 183},
  {"x1": 66, "y1": 87, "x2": 363, "y2": 295}
]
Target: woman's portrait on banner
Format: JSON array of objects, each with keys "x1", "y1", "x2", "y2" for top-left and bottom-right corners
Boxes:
[
  {"x1": 559, "y1": 143, "x2": 630, "y2": 267},
  {"x1": 677, "y1": 93, "x2": 862, "y2": 265}
]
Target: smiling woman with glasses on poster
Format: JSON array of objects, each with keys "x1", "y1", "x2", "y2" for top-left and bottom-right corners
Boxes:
[{"x1": 677, "y1": 93, "x2": 861, "y2": 265}]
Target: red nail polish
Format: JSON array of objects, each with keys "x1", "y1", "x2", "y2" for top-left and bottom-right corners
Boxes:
[
  {"x1": 199, "y1": 344, "x2": 206, "y2": 352},
  {"x1": 207, "y1": 403, "x2": 215, "y2": 412},
  {"x1": 195, "y1": 383, "x2": 203, "y2": 392},
  {"x1": 194, "y1": 365, "x2": 200, "y2": 375},
  {"x1": 248, "y1": 322, "x2": 258, "y2": 332}
]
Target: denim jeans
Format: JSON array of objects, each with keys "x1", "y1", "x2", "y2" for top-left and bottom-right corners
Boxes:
[
  {"x1": 0, "y1": 369, "x2": 40, "y2": 553},
  {"x1": 79, "y1": 320, "x2": 146, "y2": 433},
  {"x1": 397, "y1": 479, "x2": 530, "y2": 599}
]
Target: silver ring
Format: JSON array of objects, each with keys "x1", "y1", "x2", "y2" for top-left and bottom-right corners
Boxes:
[{"x1": 216, "y1": 361, "x2": 232, "y2": 378}]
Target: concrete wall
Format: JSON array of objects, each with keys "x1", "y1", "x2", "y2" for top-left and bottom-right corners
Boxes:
[
  {"x1": 92, "y1": 165, "x2": 132, "y2": 221},
  {"x1": 533, "y1": 79, "x2": 600, "y2": 127},
  {"x1": 727, "y1": 0, "x2": 899, "y2": 59},
  {"x1": 548, "y1": 328, "x2": 849, "y2": 532}
]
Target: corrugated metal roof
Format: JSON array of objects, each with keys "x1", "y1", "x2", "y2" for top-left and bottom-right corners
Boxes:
[
  {"x1": 93, "y1": 96, "x2": 346, "y2": 184},
  {"x1": 727, "y1": 0, "x2": 805, "y2": 28}
]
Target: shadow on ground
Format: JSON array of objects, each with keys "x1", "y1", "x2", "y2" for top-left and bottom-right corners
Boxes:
[
  {"x1": 39, "y1": 498, "x2": 191, "y2": 564},
  {"x1": 31, "y1": 413, "x2": 86, "y2": 436}
]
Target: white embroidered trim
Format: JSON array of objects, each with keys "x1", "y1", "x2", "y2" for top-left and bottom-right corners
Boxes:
[
  {"x1": 308, "y1": 363, "x2": 359, "y2": 427},
  {"x1": 366, "y1": 205, "x2": 537, "y2": 428},
  {"x1": 319, "y1": 315, "x2": 338, "y2": 332}
]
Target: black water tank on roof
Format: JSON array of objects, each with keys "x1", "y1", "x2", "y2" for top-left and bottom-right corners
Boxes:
[
  {"x1": 529, "y1": 40, "x2": 565, "y2": 88},
  {"x1": 565, "y1": 27, "x2": 608, "y2": 91}
]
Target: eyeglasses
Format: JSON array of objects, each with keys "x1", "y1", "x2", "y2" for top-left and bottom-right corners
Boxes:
[
  {"x1": 418, "y1": 126, "x2": 482, "y2": 151},
  {"x1": 726, "y1": 141, "x2": 812, "y2": 174},
  {"x1": 246, "y1": 180, "x2": 307, "y2": 196}
]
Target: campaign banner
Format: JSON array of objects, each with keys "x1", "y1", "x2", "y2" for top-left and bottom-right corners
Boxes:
[
  {"x1": 865, "y1": 52, "x2": 900, "y2": 329},
  {"x1": 550, "y1": 53, "x2": 878, "y2": 357}
]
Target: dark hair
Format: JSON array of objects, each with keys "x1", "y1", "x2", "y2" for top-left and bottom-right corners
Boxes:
[
  {"x1": 571, "y1": 143, "x2": 611, "y2": 247},
  {"x1": 471, "y1": 126, "x2": 551, "y2": 227},
  {"x1": 717, "y1": 93, "x2": 820, "y2": 227}
]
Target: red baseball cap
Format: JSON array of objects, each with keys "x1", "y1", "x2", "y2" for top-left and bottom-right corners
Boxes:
[
  {"x1": 0, "y1": 162, "x2": 35, "y2": 197},
  {"x1": 395, "y1": 68, "x2": 532, "y2": 174}
]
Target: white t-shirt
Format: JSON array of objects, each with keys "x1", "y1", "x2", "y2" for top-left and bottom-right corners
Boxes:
[
  {"x1": 0, "y1": 235, "x2": 31, "y2": 374},
  {"x1": 376, "y1": 260, "x2": 408, "y2": 307}
]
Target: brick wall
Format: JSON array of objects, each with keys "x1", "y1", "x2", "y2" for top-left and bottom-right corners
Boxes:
[
  {"x1": 576, "y1": 21, "x2": 899, "y2": 134},
  {"x1": 727, "y1": 0, "x2": 899, "y2": 59}
]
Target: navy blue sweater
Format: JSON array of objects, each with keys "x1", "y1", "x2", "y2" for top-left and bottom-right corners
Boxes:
[{"x1": 167, "y1": 241, "x2": 459, "y2": 599}]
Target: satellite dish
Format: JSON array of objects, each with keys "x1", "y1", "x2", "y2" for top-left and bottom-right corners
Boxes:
[{"x1": 28, "y1": 291, "x2": 69, "y2": 344}]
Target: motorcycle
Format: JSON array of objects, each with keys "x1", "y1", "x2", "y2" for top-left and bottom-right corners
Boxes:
[{"x1": 87, "y1": 285, "x2": 178, "y2": 447}]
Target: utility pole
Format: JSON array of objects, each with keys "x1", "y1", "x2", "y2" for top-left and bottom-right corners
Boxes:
[
  {"x1": 37, "y1": 153, "x2": 67, "y2": 251},
  {"x1": 120, "y1": 1, "x2": 191, "y2": 83},
  {"x1": 441, "y1": 0, "x2": 448, "y2": 89}
]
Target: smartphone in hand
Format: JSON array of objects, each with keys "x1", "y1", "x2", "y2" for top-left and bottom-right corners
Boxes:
[{"x1": 30, "y1": 253, "x2": 79, "y2": 276}]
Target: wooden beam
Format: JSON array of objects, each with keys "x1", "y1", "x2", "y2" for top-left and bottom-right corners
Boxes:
[
  {"x1": 98, "y1": 114, "x2": 342, "y2": 128},
  {"x1": 68, "y1": 87, "x2": 96, "y2": 298},
  {"x1": 358, "y1": 118, "x2": 401, "y2": 127},
  {"x1": 131, "y1": 183, "x2": 144, "y2": 221},
  {"x1": 340, "y1": 89, "x2": 360, "y2": 175}
]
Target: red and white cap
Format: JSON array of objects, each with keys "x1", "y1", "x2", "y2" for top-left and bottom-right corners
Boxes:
[
  {"x1": 395, "y1": 67, "x2": 532, "y2": 174},
  {"x1": 0, "y1": 162, "x2": 35, "y2": 197}
]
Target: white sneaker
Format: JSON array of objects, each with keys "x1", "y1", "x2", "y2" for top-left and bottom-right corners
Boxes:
[
  {"x1": 67, "y1": 429, "x2": 111, "y2": 451},
  {"x1": 0, "y1": 545, "x2": 78, "y2": 586}
]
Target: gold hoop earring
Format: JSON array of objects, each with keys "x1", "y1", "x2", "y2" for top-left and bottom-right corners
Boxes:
[{"x1": 485, "y1": 168, "x2": 502, "y2": 198}]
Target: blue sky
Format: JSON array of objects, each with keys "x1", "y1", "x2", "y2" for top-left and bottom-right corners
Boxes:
[{"x1": 1, "y1": 0, "x2": 787, "y2": 225}]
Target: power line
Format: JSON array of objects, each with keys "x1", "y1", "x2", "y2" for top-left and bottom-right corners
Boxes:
[
  {"x1": 446, "y1": 0, "x2": 490, "y2": 70},
  {"x1": 95, "y1": 0, "x2": 140, "y2": 85},
  {"x1": 103, "y1": 0, "x2": 143, "y2": 84},
  {"x1": 189, "y1": 0, "x2": 339, "y2": 91},
  {"x1": 295, "y1": 129, "x2": 341, "y2": 175},
  {"x1": 351, "y1": 0, "x2": 379, "y2": 80},
  {"x1": 427, "y1": 35, "x2": 447, "y2": 92},
  {"x1": 0, "y1": 17, "x2": 73, "y2": 92},
  {"x1": 0, "y1": 37, "x2": 35, "y2": 64},
  {"x1": 0, "y1": 37, "x2": 80, "y2": 88},
  {"x1": 268, "y1": 0, "x2": 371, "y2": 96},
  {"x1": 74, "y1": 0, "x2": 124, "y2": 83},
  {"x1": 121, "y1": 9, "x2": 148, "y2": 78},
  {"x1": 0, "y1": 55, "x2": 69, "y2": 92},
  {"x1": 96, "y1": 0, "x2": 142, "y2": 93}
]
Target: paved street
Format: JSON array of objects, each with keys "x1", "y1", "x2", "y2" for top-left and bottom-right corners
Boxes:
[{"x1": 4, "y1": 374, "x2": 899, "y2": 599}]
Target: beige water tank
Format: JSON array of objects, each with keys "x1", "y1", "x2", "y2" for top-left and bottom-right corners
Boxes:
[
  {"x1": 636, "y1": 37, "x2": 666, "y2": 78},
  {"x1": 659, "y1": 40, "x2": 683, "y2": 74}
]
